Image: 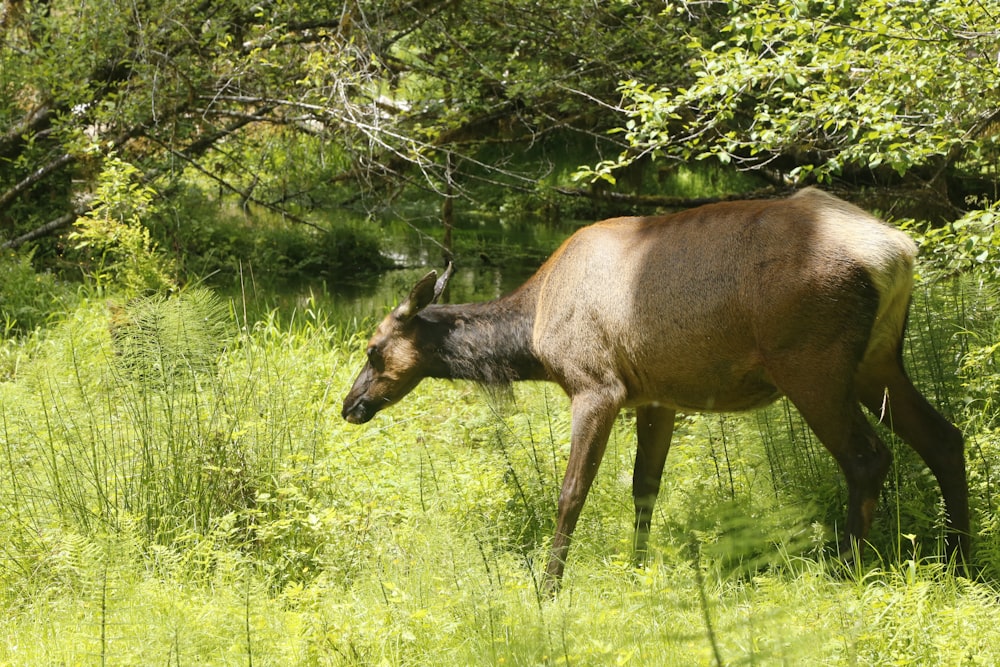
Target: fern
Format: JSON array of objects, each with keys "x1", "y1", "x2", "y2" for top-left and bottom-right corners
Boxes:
[{"x1": 109, "y1": 288, "x2": 228, "y2": 390}]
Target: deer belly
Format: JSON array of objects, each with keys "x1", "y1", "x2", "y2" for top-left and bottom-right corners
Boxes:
[{"x1": 630, "y1": 362, "x2": 782, "y2": 413}]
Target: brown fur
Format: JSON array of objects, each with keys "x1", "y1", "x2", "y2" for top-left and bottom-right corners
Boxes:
[{"x1": 343, "y1": 188, "x2": 969, "y2": 592}]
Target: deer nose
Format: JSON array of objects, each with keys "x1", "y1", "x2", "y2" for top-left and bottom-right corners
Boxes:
[{"x1": 342, "y1": 396, "x2": 373, "y2": 424}]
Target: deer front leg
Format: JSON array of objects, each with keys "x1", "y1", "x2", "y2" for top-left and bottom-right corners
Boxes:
[
  {"x1": 544, "y1": 390, "x2": 622, "y2": 594},
  {"x1": 633, "y1": 404, "x2": 676, "y2": 563}
]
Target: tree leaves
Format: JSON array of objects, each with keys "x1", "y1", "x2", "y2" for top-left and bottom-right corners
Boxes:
[
  {"x1": 2, "y1": 0, "x2": 696, "y2": 249},
  {"x1": 605, "y1": 0, "x2": 1000, "y2": 201}
]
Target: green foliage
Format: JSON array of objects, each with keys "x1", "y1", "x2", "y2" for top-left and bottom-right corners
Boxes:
[
  {"x1": 70, "y1": 157, "x2": 174, "y2": 294},
  {"x1": 151, "y1": 189, "x2": 392, "y2": 282},
  {"x1": 589, "y1": 0, "x2": 1000, "y2": 191},
  {"x1": 258, "y1": 220, "x2": 391, "y2": 280},
  {"x1": 1, "y1": 0, "x2": 698, "y2": 262},
  {"x1": 905, "y1": 199, "x2": 1000, "y2": 283},
  {"x1": 109, "y1": 288, "x2": 227, "y2": 388},
  {"x1": 3, "y1": 291, "x2": 241, "y2": 542},
  {"x1": 0, "y1": 249, "x2": 74, "y2": 336}
]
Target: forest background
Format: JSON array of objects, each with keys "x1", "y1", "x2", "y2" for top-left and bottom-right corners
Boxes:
[{"x1": 2, "y1": 0, "x2": 1000, "y2": 664}]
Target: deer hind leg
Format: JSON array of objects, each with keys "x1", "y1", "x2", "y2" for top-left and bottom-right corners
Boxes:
[
  {"x1": 856, "y1": 355, "x2": 969, "y2": 564},
  {"x1": 633, "y1": 404, "x2": 676, "y2": 562},
  {"x1": 770, "y1": 356, "x2": 892, "y2": 559}
]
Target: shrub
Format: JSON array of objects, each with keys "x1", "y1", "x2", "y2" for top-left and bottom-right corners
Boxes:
[
  {"x1": 0, "y1": 248, "x2": 74, "y2": 336},
  {"x1": 904, "y1": 198, "x2": 1000, "y2": 283},
  {"x1": 70, "y1": 157, "x2": 175, "y2": 294}
]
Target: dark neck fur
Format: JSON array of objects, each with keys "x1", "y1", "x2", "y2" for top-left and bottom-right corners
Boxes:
[{"x1": 415, "y1": 289, "x2": 546, "y2": 387}]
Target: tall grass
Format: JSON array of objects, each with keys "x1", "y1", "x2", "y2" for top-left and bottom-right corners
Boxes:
[{"x1": 0, "y1": 273, "x2": 999, "y2": 664}]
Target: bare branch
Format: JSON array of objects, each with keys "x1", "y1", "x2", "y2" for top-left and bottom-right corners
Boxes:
[
  {"x1": 0, "y1": 152, "x2": 74, "y2": 214},
  {"x1": 1, "y1": 209, "x2": 81, "y2": 250},
  {"x1": 552, "y1": 185, "x2": 783, "y2": 209},
  {"x1": 150, "y1": 136, "x2": 328, "y2": 234}
]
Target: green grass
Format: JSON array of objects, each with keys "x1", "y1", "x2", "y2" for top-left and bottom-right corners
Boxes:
[{"x1": 1, "y1": 274, "x2": 999, "y2": 665}]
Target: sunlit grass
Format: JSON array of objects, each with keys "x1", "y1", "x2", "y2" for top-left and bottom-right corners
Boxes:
[
  {"x1": 3, "y1": 524, "x2": 999, "y2": 665},
  {"x1": 1, "y1": 275, "x2": 999, "y2": 664}
]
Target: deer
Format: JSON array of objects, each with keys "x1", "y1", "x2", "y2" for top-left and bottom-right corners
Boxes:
[{"x1": 342, "y1": 188, "x2": 969, "y2": 592}]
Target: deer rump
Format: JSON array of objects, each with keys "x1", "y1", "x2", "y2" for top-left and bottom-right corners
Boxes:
[{"x1": 342, "y1": 188, "x2": 969, "y2": 591}]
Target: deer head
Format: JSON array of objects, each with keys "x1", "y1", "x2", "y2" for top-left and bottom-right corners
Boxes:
[{"x1": 341, "y1": 265, "x2": 453, "y2": 424}]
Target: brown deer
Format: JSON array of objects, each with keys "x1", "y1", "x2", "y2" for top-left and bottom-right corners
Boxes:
[{"x1": 342, "y1": 188, "x2": 969, "y2": 591}]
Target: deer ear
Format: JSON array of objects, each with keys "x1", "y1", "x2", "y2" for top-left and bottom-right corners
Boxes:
[
  {"x1": 433, "y1": 262, "x2": 454, "y2": 302},
  {"x1": 395, "y1": 264, "x2": 453, "y2": 320}
]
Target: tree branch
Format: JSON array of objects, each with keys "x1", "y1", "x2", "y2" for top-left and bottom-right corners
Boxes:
[
  {"x1": 0, "y1": 122, "x2": 148, "y2": 219},
  {"x1": 1, "y1": 208, "x2": 82, "y2": 250},
  {"x1": 552, "y1": 186, "x2": 783, "y2": 209},
  {"x1": 0, "y1": 151, "x2": 74, "y2": 214},
  {"x1": 160, "y1": 145, "x2": 326, "y2": 233},
  {"x1": 0, "y1": 105, "x2": 53, "y2": 160}
]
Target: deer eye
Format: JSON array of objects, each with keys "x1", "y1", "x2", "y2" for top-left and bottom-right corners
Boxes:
[{"x1": 366, "y1": 346, "x2": 384, "y2": 370}]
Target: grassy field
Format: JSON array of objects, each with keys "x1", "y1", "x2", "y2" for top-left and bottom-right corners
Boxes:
[{"x1": 1, "y1": 273, "x2": 998, "y2": 665}]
